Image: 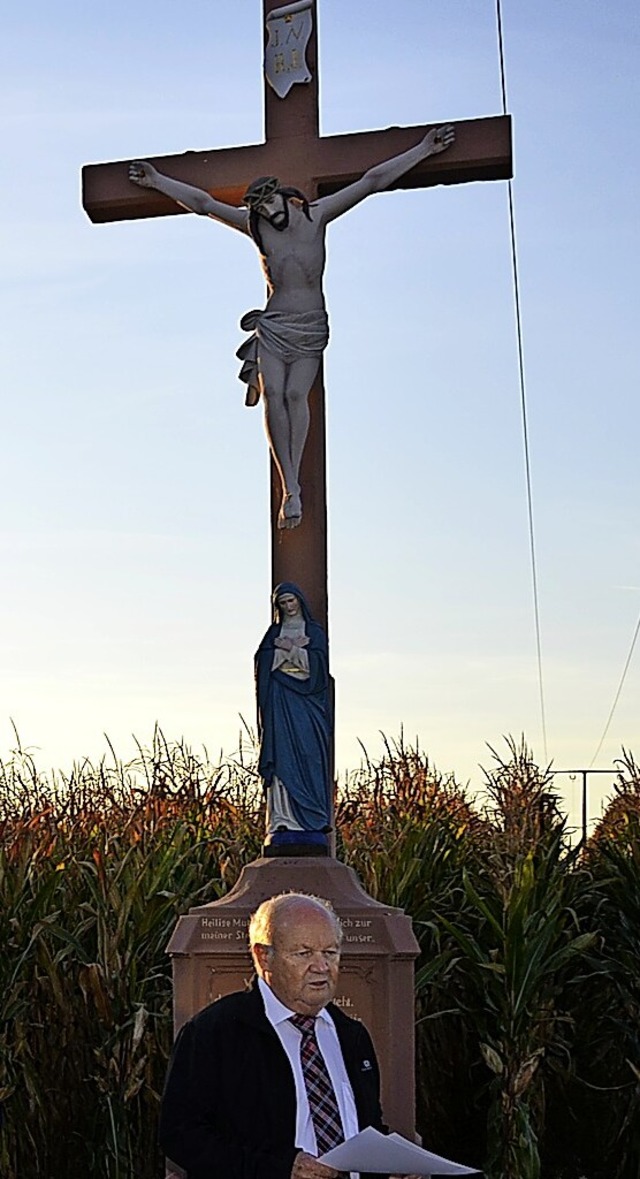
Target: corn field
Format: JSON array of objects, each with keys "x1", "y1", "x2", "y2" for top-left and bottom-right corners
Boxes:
[{"x1": 1, "y1": 729, "x2": 639, "y2": 1179}]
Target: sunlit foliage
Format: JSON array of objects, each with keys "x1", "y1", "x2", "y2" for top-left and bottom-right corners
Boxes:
[{"x1": 0, "y1": 730, "x2": 638, "y2": 1178}]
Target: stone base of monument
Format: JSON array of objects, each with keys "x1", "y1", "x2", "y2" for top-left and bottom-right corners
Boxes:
[{"x1": 167, "y1": 855, "x2": 419, "y2": 1140}]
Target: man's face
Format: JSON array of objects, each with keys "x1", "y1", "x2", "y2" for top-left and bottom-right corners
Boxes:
[
  {"x1": 256, "y1": 192, "x2": 289, "y2": 230},
  {"x1": 278, "y1": 592, "x2": 301, "y2": 619},
  {"x1": 257, "y1": 906, "x2": 341, "y2": 1016}
]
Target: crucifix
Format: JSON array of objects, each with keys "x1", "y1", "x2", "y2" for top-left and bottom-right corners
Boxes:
[{"x1": 82, "y1": 0, "x2": 511, "y2": 633}]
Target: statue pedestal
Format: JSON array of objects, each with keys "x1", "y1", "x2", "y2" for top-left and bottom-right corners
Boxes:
[{"x1": 167, "y1": 856, "x2": 419, "y2": 1138}]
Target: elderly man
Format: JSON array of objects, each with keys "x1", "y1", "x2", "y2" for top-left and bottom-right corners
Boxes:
[
  {"x1": 129, "y1": 123, "x2": 454, "y2": 530},
  {"x1": 159, "y1": 892, "x2": 390, "y2": 1179}
]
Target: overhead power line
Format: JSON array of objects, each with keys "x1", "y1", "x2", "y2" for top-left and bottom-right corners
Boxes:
[
  {"x1": 495, "y1": 0, "x2": 548, "y2": 761},
  {"x1": 590, "y1": 608, "x2": 640, "y2": 767}
]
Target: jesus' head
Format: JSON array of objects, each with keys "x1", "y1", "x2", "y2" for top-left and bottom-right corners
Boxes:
[{"x1": 243, "y1": 175, "x2": 312, "y2": 251}]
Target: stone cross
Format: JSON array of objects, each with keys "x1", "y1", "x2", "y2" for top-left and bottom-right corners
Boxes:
[{"x1": 82, "y1": 0, "x2": 511, "y2": 629}]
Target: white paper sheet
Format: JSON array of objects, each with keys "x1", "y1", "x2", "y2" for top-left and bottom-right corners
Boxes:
[{"x1": 319, "y1": 1126, "x2": 480, "y2": 1175}]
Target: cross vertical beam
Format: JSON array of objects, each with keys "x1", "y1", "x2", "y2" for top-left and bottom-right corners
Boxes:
[{"x1": 263, "y1": 0, "x2": 329, "y2": 629}]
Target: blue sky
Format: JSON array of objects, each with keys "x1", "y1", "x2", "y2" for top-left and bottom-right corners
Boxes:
[{"x1": 2, "y1": 0, "x2": 638, "y2": 830}]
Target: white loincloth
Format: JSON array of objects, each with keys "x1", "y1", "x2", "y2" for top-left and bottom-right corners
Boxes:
[{"x1": 236, "y1": 308, "x2": 330, "y2": 406}]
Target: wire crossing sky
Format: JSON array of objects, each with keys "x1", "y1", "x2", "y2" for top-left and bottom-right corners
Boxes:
[
  {"x1": 1, "y1": 0, "x2": 638, "y2": 831},
  {"x1": 496, "y1": 0, "x2": 549, "y2": 763}
]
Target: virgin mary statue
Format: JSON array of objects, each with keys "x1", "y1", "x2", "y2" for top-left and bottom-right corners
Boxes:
[{"x1": 254, "y1": 582, "x2": 332, "y2": 854}]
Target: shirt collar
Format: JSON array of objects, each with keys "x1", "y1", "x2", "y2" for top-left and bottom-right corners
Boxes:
[{"x1": 258, "y1": 976, "x2": 333, "y2": 1027}]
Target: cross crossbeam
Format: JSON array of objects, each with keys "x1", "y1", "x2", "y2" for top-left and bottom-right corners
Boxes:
[{"x1": 83, "y1": 116, "x2": 511, "y2": 224}]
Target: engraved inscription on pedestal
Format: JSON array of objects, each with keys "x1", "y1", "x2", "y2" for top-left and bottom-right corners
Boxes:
[{"x1": 199, "y1": 915, "x2": 248, "y2": 943}]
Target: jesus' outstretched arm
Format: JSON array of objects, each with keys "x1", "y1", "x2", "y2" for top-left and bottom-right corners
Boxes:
[
  {"x1": 315, "y1": 124, "x2": 455, "y2": 225},
  {"x1": 128, "y1": 161, "x2": 249, "y2": 232}
]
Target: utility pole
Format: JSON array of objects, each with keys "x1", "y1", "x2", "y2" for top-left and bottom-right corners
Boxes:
[{"x1": 552, "y1": 768, "x2": 616, "y2": 843}]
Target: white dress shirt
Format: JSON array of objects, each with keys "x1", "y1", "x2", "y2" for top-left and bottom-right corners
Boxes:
[{"x1": 258, "y1": 977, "x2": 359, "y2": 1155}]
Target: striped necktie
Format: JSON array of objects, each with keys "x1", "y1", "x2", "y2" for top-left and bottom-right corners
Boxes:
[{"x1": 289, "y1": 1013, "x2": 345, "y2": 1155}]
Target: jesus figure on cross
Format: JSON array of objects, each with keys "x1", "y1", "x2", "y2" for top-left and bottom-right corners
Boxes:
[{"x1": 129, "y1": 123, "x2": 454, "y2": 530}]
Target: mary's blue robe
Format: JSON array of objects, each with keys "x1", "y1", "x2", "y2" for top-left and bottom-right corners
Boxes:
[{"x1": 255, "y1": 583, "x2": 332, "y2": 832}]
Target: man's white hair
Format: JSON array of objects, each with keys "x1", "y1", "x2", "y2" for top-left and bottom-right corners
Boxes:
[{"x1": 248, "y1": 892, "x2": 343, "y2": 956}]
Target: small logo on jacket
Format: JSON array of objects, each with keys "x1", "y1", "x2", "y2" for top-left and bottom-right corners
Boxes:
[{"x1": 361, "y1": 1059, "x2": 373, "y2": 1071}]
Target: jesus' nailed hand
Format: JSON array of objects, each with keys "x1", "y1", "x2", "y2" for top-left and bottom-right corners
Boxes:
[{"x1": 129, "y1": 124, "x2": 454, "y2": 530}]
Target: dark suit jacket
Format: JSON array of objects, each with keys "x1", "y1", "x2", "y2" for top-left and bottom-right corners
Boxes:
[{"x1": 159, "y1": 981, "x2": 386, "y2": 1179}]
